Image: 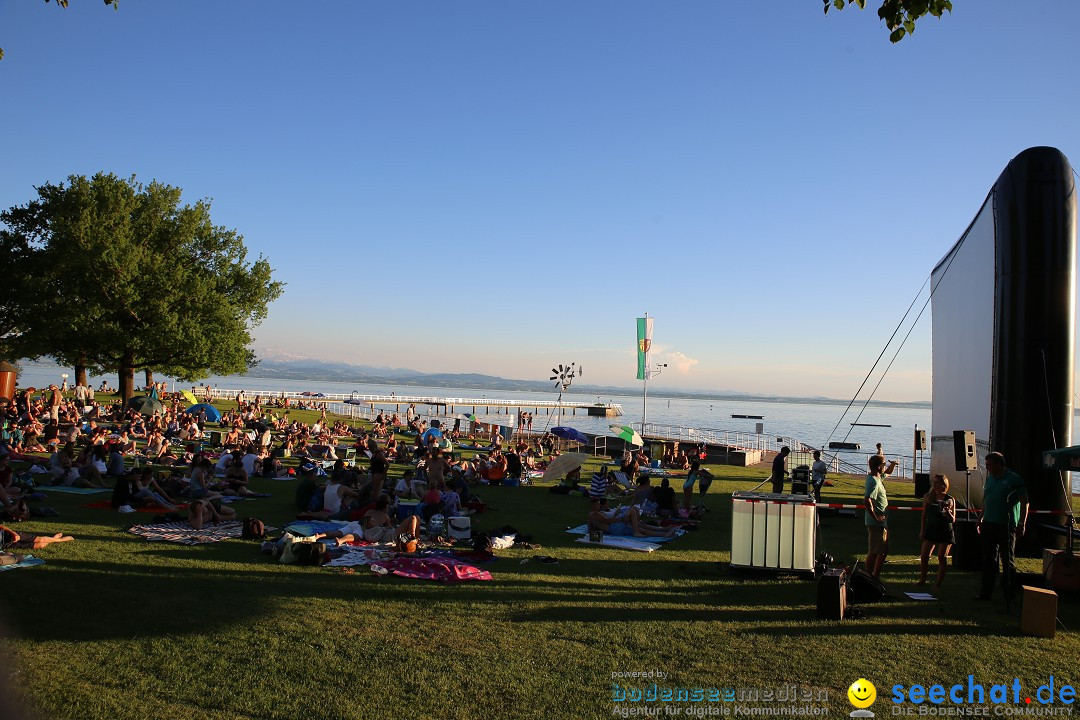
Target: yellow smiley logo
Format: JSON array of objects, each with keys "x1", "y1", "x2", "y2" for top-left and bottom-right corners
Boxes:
[{"x1": 848, "y1": 679, "x2": 877, "y2": 709}]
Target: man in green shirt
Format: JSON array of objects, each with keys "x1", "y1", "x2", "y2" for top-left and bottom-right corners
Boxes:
[
  {"x1": 864, "y1": 454, "x2": 896, "y2": 579},
  {"x1": 976, "y1": 452, "x2": 1029, "y2": 604}
]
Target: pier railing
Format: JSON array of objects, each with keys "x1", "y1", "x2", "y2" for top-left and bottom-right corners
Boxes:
[
  {"x1": 635, "y1": 422, "x2": 922, "y2": 479},
  {"x1": 199, "y1": 388, "x2": 621, "y2": 415}
]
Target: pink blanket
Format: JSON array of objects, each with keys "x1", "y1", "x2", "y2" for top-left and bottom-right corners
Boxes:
[{"x1": 370, "y1": 556, "x2": 492, "y2": 582}]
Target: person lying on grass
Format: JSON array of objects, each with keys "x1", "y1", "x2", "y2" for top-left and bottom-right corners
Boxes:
[
  {"x1": 306, "y1": 495, "x2": 421, "y2": 546},
  {"x1": 587, "y1": 497, "x2": 677, "y2": 538},
  {"x1": 0, "y1": 524, "x2": 74, "y2": 550},
  {"x1": 187, "y1": 498, "x2": 236, "y2": 529}
]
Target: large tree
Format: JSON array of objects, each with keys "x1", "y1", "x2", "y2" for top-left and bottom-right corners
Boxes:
[
  {"x1": 0, "y1": 172, "x2": 284, "y2": 403},
  {"x1": 824, "y1": 0, "x2": 953, "y2": 42}
]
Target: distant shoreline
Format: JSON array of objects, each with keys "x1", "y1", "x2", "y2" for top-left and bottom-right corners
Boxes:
[{"x1": 13, "y1": 359, "x2": 931, "y2": 409}]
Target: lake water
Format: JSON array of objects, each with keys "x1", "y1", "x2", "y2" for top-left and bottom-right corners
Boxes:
[{"x1": 13, "y1": 364, "x2": 1078, "y2": 493}]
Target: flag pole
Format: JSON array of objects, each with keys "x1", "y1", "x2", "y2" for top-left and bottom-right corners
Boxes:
[{"x1": 642, "y1": 311, "x2": 649, "y2": 436}]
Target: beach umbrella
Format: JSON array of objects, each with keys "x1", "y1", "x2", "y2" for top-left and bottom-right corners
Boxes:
[
  {"x1": 344, "y1": 391, "x2": 365, "y2": 406},
  {"x1": 128, "y1": 396, "x2": 163, "y2": 417},
  {"x1": 542, "y1": 452, "x2": 589, "y2": 483},
  {"x1": 609, "y1": 424, "x2": 644, "y2": 447},
  {"x1": 1042, "y1": 445, "x2": 1080, "y2": 471},
  {"x1": 551, "y1": 426, "x2": 589, "y2": 445},
  {"x1": 179, "y1": 389, "x2": 199, "y2": 405},
  {"x1": 183, "y1": 403, "x2": 223, "y2": 423}
]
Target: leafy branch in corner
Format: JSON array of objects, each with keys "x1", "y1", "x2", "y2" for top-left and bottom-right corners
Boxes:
[{"x1": 824, "y1": 0, "x2": 953, "y2": 43}]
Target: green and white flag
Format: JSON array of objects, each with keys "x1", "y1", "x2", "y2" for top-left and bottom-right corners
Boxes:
[{"x1": 636, "y1": 316, "x2": 653, "y2": 380}]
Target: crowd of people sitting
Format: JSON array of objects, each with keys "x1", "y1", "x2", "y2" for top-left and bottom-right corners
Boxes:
[{"x1": 0, "y1": 385, "x2": 585, "y2": 536}]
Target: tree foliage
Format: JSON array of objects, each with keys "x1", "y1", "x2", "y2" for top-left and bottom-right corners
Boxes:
[
  {"x1": 0, "y1": 173, "x2": 284, "y2": 402},
  {"x1": 824, "y1": 0, "x2": 953, "y2": 42}
]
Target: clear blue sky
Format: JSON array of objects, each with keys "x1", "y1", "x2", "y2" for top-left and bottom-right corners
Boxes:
[{"x1": 2, "y1": 1, "x2": 1078, "y2": 401}]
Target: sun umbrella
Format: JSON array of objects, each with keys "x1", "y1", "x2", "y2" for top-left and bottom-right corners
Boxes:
[
  {"x1": 542, "y1": 452, "x2": 589, "y2": 483},
  {"x1": 551, "y1": 426, "x2": 589, "y2": 445},
  {"x1": 609, "y1": 424, "x2": 644, "y2": 447},
  {"x1": 128, "y1": 396, "x2": 163, "y2": 417},
  {"x1": 179, "y1": 389, "x2": 199, "y2": 405},
  {"x1": 344, "y1": 391, "x2": 365, "y2": 406},
  {"x1": 183, "y1": 403, "x2": 223, "y2": 423},
  {"x1": 1042, "y1": 445, "x2": 1080, "y2": 471}
]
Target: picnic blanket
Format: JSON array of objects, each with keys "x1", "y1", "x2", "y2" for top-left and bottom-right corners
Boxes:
[
  {"x1": 0, "y1": 555, "x2": 46, "y2": 571},
  {"x1": 83, "y1": 501, "x2": 160, "y2": 514},
  {"x1": 370, "y1": 556, "x2": 492, "y2": 582},
  {"x1": 565, "y1": 524, "x2": 684, "y2": 543},
  {"x1": 284, "y1": 520, "x2": 352, "y2": 536},
  {"x1": 39, "y1": 486, "x2": 112, "y2": 495},
  {"x1": 128, "y1": 520, "x2": 275, "y2": 545},
  {"x1": 574, "y1": 536, "x2": 657, "y2": 553}
]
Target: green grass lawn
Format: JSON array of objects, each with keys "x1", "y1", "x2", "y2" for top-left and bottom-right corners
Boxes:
[{"x1": 1, "y1": 401, "x2": 1078, "y2": 719}]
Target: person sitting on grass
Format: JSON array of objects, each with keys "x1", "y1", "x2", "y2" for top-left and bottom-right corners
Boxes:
[
  {"x1": 587, "y1": 497, "x2": 677, "y2": 539},
  {"x1": 187, "y1": 498, "x2": 236, "y2": 529},
  {"x1": 297, "y1": 470, "x2": 358, "y2": 521},
  {"x1": 0, "y1": 524, "x2": 74, "y2": 549},
  {"x1": 394, "y1": 469, "x2": 424, "y2": 500}
]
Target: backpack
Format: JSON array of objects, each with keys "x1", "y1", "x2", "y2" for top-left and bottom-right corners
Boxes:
[{"x1": 241, "y1": 517, "x2": 267, "y2": 540}]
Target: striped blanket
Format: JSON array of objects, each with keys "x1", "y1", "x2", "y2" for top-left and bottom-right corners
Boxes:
[{"x1": 127, "y1": 520, "x2": 272, "y2": 545}]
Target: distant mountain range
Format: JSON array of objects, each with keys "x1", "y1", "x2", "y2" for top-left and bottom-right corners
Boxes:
[
  {"x1": 244, "y1": 351, "x2": 931, "y2": 409},
  {"x1": 14, "y1": 352, "x2": 932, "y2": 409}
]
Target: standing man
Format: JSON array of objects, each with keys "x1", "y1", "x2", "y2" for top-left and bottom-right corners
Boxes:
[
  {"x1": 811, "y1": 450, "x2": 829, "y2": 500},
  {"x1": 47, "y1": 385, "x2": 62, "y2": 422},
  {"x1": 976, "y1": 452, "x2": 1028, "y2": 605},
  {"x1": 770, "y1": 446, "x2": 791, "y2": 493},
  {"x1": 864, "y1": 454, "x2": 895, "y2": 579}
]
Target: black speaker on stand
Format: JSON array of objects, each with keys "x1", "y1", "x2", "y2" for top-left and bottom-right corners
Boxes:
[{"x1": 951, "y1": 430, "x2": 981, "y2": 571}]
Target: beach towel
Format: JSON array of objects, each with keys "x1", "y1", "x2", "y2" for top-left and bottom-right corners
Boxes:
[
  {"x1": 369, "y1": 556, "x2": 492, "y2": 582},
  {"x1": 128, "y1": 520, "x2": 274, "y2": 545},
  {"x1": 82, "y1": 501, "x2": 160, "y2": 514},
  {"x1": 284, "y1": 520, "x2": 351, "y2": 537},
  {"x1": 39, "y1": 486, "x2": 112, "y2": 495},
  {"x1": 0, "y1": 555, "x2": 46, "y2": 571},
  {"x1": 564, "y1": 524, "x2": 684, "y2": 543},
  {"x1": 574, "y1": 536, "x2": 657, "y2": 553}
]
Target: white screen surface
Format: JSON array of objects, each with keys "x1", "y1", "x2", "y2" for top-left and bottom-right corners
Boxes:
[{"x1": 930, "y1": 193, "x2": 995, "y2": 502}]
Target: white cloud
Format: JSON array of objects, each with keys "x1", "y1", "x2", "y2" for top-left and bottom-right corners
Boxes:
[{"x1": 662, "y1": 351, "x2": 699, "y2": 374}]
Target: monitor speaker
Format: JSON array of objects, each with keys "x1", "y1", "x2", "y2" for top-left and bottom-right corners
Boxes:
[{"x1": 952, "y1": 430, "x2": 977, "y2": 471}]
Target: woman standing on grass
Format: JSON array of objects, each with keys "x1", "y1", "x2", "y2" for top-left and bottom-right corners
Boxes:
[{"x1": 917, "y1": 474, "x2": 956, "y2": 588}]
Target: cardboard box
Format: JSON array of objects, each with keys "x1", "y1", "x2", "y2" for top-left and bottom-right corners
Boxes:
[
  {"x1": 1043, "y1": 549, "x2": 1063, "y2": 575},
  {"x1": 1020, "y1": 585, "x2": 1058, "y2": 639}
]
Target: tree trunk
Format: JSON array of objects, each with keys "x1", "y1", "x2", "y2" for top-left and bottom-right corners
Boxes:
[
  {"x1": 75, "y1": 352, "x2": 87, "y2": 387},
  {"x1": 144, "y1": 369, "x2": 154, "y2": 389},
  {"x1": 119, "y1": 351, "x2": 135, "y2": 405}
]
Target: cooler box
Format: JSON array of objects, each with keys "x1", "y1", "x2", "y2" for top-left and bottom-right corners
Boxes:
[{"x1": 730, "y1": 492, "x2": 816, "y2": 573}]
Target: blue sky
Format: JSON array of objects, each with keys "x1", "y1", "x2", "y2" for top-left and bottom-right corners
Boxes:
[{"x1": 2, "y1": 1, "x2": 1078, "y2": 401}]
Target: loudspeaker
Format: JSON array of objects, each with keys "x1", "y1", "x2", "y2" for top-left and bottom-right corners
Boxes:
[
  {"x1": 914, "y1": 429, "x2": 927, "y2": 451},
  {"x1": 952, "y1": 430, "x2": 977, "y2": 471},
  {"x1": 952, "y1": 519, "x2": 982, "y2": 570},
  {"x1": 850, "y1": 568, "x2": 888, "y2": 603},
  {"x1": 914, "y1": 472, "x2": 931, "y2": 498},
  {"x1": 816, "y1": 568, "x2": 847, "y2": 620}
]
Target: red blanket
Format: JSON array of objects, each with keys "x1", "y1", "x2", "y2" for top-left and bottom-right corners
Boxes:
[{"x1": 370, "y1": 556, "x2": 492, "y2": 582}]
